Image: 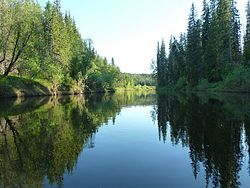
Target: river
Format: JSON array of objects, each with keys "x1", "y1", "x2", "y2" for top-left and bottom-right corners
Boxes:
[{"x1": 0, "y1": 91, "x2": 250, "y2": 188}]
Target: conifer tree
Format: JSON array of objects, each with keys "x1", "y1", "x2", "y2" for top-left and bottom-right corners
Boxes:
[
  {"x1": 168, "y1": 35, "x2": 186, "y2": 85},
  {"x1": 202, "y1": 0, "x2": 211, "y2": 78},
  {"x1": 186, "y1": 4, "x2": 203, "y2": 86},
  {"x1": 216, "y1": 0, "x2": 233, "y2": 65},
  {"x1": 230, "y1": 0, "x2": 241, "y2": 63},
  {"x1": 156, "y1": 41, "x2": 167, "y2": 86},
  {"x1": 243, "y1": 1, "x2": 250, "y2": 65},
  {"x1": 111, "y1": 57, "x2": 115, "y2": 66}
]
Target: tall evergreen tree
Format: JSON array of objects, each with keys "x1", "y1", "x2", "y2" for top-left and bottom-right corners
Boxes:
[
  {"x1": 206, "y1": 0, "x2": 232, "y2": 82},
  {"x1": 216, "y1": 0, "x2": 233, "y2": 65},
  {"x1": 168, "y1": 35, "x2": 186, "y2": 85},
  {"x1": 209, "y1": 0, "x2": 218, "y2": 13},
  {"x1": 202, "y1": 0, "x2": 211, "y2": 78},
  {"x1": 111, "y1": 57, "x2": 115, "y2": 66},
  {"x1": 152, "y1": 0, "x2": 249, "y2": 89},
  {"x1": 186, "y1": 4, "x2": 203, "y2": 86},
  {"x1": 230, "y1": 0, "x2": 241, "y2": 64},
  {"x1": 160, "y1": 40, "x2": 167, "y2": 85},
  {"x1": 156, "y1": 40, "x2": 167, "y2": 86},
  {"x1": 243, "y1": 1, "x2": 250, "y2": 65}
]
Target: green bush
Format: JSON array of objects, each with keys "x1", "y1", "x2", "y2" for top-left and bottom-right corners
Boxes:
[
  {"x1": 221, "y1": 65, "x2": 250, "y2": 92},
  {"x1": 175, "y1": 77, "x2": 187, "y2": 90}
]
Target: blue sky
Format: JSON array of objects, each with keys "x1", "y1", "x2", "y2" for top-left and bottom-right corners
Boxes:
[{"x1": 39, "y1": 0, "x2": 248, "y2": 73}]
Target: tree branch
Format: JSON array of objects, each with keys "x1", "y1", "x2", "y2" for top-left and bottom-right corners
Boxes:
[
  {"x1": 0, "y1": 25, "x2": 12, "y2": 64},
  {"x1": 4, "y1": 28, "x2": 33, "y2": 76}
]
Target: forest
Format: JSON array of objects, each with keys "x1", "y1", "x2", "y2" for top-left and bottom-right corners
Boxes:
[
  {"x1": 152, "y1": 0, "x2": 250, "y2": 92},
  {"x1": 0, "y1": 0, "x2": 154, "y2": 96}
]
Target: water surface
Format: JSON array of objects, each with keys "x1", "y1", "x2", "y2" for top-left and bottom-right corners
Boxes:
[{"x1": 0, "y1": 92, "x2": 250, "y2": 188}]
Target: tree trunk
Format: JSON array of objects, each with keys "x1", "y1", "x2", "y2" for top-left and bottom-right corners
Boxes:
[
  {"x1": 2, "y1": 31, "x2": 32, "y2": 77},
  {"x1": 3, "y1": 67, "x2": 11, "y2": 77}
]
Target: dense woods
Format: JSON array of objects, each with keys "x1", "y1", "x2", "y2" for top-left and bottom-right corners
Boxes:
[
  {"x1": 152, "y1": 0, "x2": 250, "y2": 92},
  {"x1": 0, "y1": 0, "x2": 155, "y2": 94}
]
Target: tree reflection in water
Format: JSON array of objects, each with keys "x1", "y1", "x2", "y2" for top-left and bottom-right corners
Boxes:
[
  {"x1": 0, "y1": 92, "x2": 250, "y2": 187},
  {"x1": 154, "y1": 93, "x2": 250, "y2": 187},
  {"x1": 0, "y1": 91, "x2": 156, "y2": 187}
]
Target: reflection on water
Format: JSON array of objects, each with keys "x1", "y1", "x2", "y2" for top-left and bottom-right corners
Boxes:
[
  {"x1": 0, "y1": 91, "x2": 156, "y2": 188},
  {"x1": 155, "y1": 93, "x2": 250, "y2": 188},
  {"x1": 0, "y1": 91, "x2": 250, "y2": 187}
]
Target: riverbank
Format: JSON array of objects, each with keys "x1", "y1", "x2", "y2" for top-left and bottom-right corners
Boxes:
[
  {"x1": 158, "y1": 65, "x2": 250, "y2": 93},
  {"x1": 115, "y1": 85, "x2": 156, "y2": 92},
  {"x1": 0, "y1": 76, "x2": 83, "y2": 98},
  {"x1": 0, "y1": 76, "x2": 156, "y2": 98}
]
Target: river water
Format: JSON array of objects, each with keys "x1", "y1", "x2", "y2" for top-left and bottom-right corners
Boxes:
[{"x1": 0, "y1": 91, "x2": 250, "y2": 188}]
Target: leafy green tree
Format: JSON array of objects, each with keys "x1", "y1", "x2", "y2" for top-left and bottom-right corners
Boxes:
[
  {"x1": 0, "y1": 0, "x2": 41, "y2": 76},
  {"x1": 0, "y1": 0, "x2": 125, "y2": 93}
]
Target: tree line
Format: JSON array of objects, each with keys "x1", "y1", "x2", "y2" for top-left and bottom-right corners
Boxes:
[
  {"x1": 153, "y1": 0, "x2": 250, "y2": 90},
  {"x1": 0, "y1": 0, "x2": 124, "y2": 92}
]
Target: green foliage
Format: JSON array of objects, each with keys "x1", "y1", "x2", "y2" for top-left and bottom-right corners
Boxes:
[
  {"x1": 195, "y1": 78, "x2": 211, "y2": 91},
  {"x1": 85, "y1": 56, "x2": 120, "y2": 92},
  {"x1": 0, "y1": 0, "x2": 124, "y2": 93},
  {"x1": 153, "y1": 0, "x2": 248, "y2": 92},
  {"x1": 0, "y1": 76, "x2": 50, "y2": 97},
  {"x1": 194, "y1": 65, "x2": 250, "y2": 92},
  {"x1": 119, "y1": 73, "x2": 156, "y2": 87},
  {"x1": 186, "y1": 4, "x2": 203, "y2": 86},
  {"x1": 155, "y1": 40, "x2": 167, "y2": 86},
  {"x1": 243, "y1": 1, "x2": 250, "y2": 65},
  {"x1": 175, "y1": 77, "x2": 188, "y2": 90},
  {"x1": 220, "y1": 65, "x2": 250, "y2": 92}
]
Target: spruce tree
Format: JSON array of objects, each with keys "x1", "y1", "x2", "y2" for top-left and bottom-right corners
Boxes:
[
  {"x1": 230, "y1": 0, "x2": 241, "y2": 64},
  {"x1": 209, "y1": 0, "x2": 218, "y2": 13},
  {"x1": 206, "y1": 0, "x2": 232, "y2": 82},
  {"x1": 111, "y1": 57, "x2": 115, "y2": 66},
  {"x1": 243, "y1": 1, "x2": 250, "y2": 65},
  {"x1": 156, "y1": 40, "x2": 167, "y2": 86},
  {"x1": 160, "y1": 40, "x2": 167, "y2": 85},
  {"x1": 216, "y1": 0, "x2": 233, "y2": 65},
  {"x1": 186, "y1": 4, "x2": 203, "y2": 86},
  {"x1": 202, "y1": 0, "x2": 211, "y2": 78},
  {"x1": 168, "y1": 35, "x2": 186, "y2": 85},
  {"x1": 168, "y1": 37, "x2": 175, "y2": 84}
]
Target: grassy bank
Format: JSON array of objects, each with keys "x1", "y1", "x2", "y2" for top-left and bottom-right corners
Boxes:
[
  {"x1": 0, "y1": 76, "x2": 52, "y2": 98},
  {"x1": 0, "y1": 76, "x2": 156, "y2": 98},
  {"x1": 0, "y1": 76, "x2": 85, "y2": 98},
  {"x1": 158, "y1": 65, "x2": 250, "y2": 93},
  {"x1": 115, "y1": 85, "x2": 156, "y2": 92}
]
